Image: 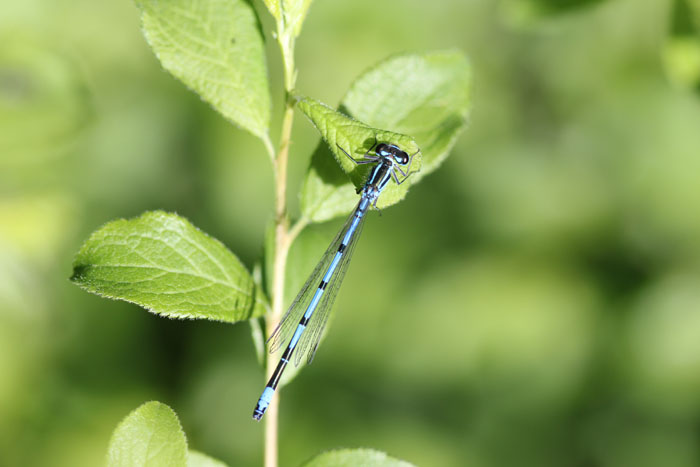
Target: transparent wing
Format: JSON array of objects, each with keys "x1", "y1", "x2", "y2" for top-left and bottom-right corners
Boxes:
[
  {"x1": 267, "y1": 237, "x2": 339, "y2": 354},
  {"x1": 267, "y1": 200, "x2": 366, "y2": 366},
  {"x1": 297, "y1": 209, "x2": 366, "y2": 365}
]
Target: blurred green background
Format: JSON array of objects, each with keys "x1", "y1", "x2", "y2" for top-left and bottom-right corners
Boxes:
[{"x1": 2, "y1": 0, "x2": 700, "y2": 466}]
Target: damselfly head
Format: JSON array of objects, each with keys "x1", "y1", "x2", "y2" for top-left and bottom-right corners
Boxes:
[{"x1": 375, "y1": 143, "x2": 410, "y2": 165}]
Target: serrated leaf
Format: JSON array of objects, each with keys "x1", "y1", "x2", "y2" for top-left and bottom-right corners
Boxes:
[
  {"x1": 107, "y1": 401, "x2": 187, "y2": 467},
  {"x1": 300, "y1": 50, "x2": 470, "y2": 223},
  {"x1": 138, "y1": 0, "x2": 270, "y2": 139},
  {"x1": 71, "y1": 211, "x2": 267, "y2": 323},
  {"x1": 188, "y1": 450, "x2": 228, "y2": 467},
  {"x1": 343, "y1": 50, "x2": 470, "y2": 183},
  {"x1": 301, "y1": 448, "x2": 415, "y2": 467},
  {"x1": 297, "y1": 96, "x2": 421, "y2": 222},
  {"x1": 283, "y1": 0, "x2": 314, "y2": 36}
]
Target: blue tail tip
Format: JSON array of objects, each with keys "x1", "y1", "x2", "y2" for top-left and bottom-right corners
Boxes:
[{"x1": 252, "y1": 408, "x2": 265, "y2": 421}]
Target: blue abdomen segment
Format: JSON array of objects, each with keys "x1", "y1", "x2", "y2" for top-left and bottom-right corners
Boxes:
[
  {"x1": 253, "y1": 387, "x2": 275, "y2": 421},
  {"x1": 252, "y1": 178, "x2": 388, "y2": 421},
  {"x1": 289, "y1": 324, "x2": 306, "y2": 348}
]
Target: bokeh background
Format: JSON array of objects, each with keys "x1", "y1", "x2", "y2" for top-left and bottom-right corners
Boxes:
[{"x1": 2, "y1": 0, "x2": 700, "y2": 465}]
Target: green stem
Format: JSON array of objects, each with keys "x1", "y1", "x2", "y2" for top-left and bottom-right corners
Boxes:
[
  {"x1": 280, "y1": 34, "x2": 296, "y2": 91},
  {"x1": 264, "y1": 22, "x2": 299, "y2": 467}
]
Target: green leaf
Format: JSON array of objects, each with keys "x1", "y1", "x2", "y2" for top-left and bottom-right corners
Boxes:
[
  {"x1": 299, "y1": 143, "x2": 359, "y2": 224},
  {"x1": 137, "y1": 0, "x2": 270, "y2": 139},
  {"x1": 300, "y1": 50, "x2": 471, "y2": 223},
  {"x1": 297, "y1": 96, "x2": 421, "y2": 222},
  {"x1": 107, "y1": 401, "x2": 187, "y2": 467},
  {"x1": 188, "y1": 450, "x2": 228, "y2": 467},
  {"x1": 343, "y1": 50, "x2": 470, "y2": 183},
  {"x1": 283, "y1": 0, "x2": 314, "y2": 37},
  {"x1": 71, "y1": 211, "x2": 267, "y2": 323},
  {"x1": 301, "y1": 448, "x2": 415, "y2": 467}
]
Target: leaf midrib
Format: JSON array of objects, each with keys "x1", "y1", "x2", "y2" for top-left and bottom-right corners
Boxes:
[{"x1": 81, "y1": 263, "x2": 250, "y2": 296}]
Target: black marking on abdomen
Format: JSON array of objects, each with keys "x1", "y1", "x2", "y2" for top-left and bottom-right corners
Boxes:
[
  {"x1": 269, "y1": 349, "x2": 292, "y2": 389},
  {"x1": 319, "y1": 280, "x2": 328, "y2": 290},
  {"x1": 338, "y1": 243, "x2": 346, "y2": 253}
]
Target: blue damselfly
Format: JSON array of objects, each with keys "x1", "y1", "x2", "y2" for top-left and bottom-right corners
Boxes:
[{"x1": 253, "y1": 140, "x2": 417, "y2": 421}]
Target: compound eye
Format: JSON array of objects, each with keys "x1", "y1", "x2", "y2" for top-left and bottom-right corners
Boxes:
[{"x1": 394, "y1": 150, "x2": 409, "y2": 165}]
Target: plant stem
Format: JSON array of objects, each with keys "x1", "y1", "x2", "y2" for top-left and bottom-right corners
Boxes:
[
  {"x1": 265, "y1": 20, "x2": 298, "y2": 461},
  {"x1": 278, "y1": 17, "x2": 297, "y2": 93},
  {"x1": 265, "y1": 103, "x2": 294, "y2": 467}
]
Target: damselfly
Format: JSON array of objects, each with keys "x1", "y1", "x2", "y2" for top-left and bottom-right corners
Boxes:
[{"x1": 252, "y1": 140, "x2": 417, "y2": 421}]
